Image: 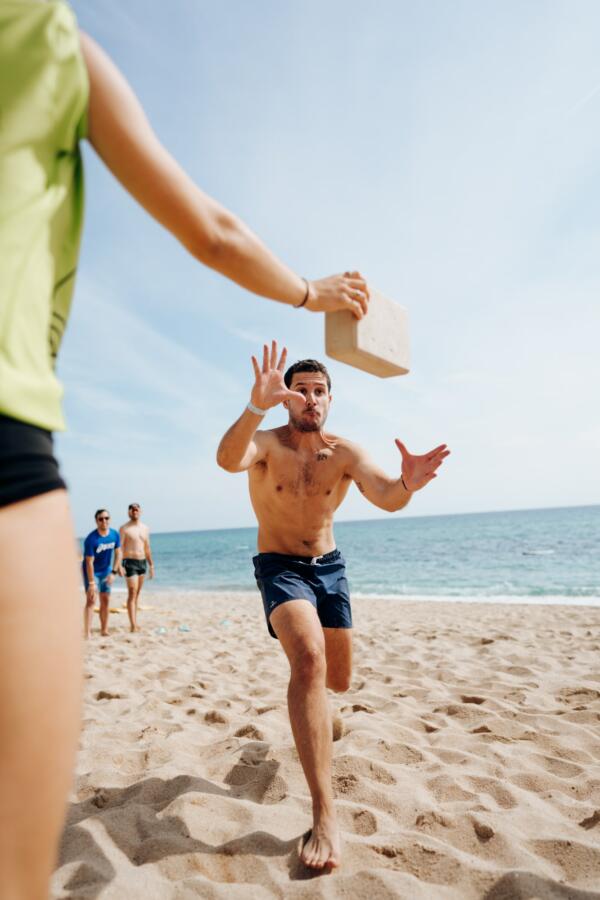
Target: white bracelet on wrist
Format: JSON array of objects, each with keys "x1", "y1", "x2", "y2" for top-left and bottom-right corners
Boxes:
[{"x1": 247, "y1": 401, "x2": 267, "y2": 417}]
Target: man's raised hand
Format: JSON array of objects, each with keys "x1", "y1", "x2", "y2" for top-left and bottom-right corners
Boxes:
[
  {"x1": 395, "y1": 440, "x2": 450, "y2": 492},
  {"x1": 250, "y1": 341, "x2": 305, "y2": 411}
]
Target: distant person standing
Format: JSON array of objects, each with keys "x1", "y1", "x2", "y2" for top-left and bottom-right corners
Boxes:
[
  {"x1": 120, "y1": 503, "x2": 154, "y2": 632},
  {"x1": 83, "y1": 510, "x2": 123, "y2": 638}
]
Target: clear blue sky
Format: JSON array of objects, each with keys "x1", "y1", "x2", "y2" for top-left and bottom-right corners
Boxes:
[{"x1": 62, "y1": 0, "x2": 600, "y2": 535}]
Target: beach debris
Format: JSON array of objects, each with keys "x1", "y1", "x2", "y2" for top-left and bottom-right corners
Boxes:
[
  {"x1": 220, "y1": 618, "x2": 232, "y2": 628},
  {"x1": 154, "y1": 626, "x2": 167, "y2": 635},
  {"x1": 178, "y1": 624, "x2": 191, "y2": 632}
]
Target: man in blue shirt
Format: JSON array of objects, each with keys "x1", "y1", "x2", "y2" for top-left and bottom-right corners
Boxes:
[{"x1": 83, "y1": 509, "x2": 123, "y2": 638}]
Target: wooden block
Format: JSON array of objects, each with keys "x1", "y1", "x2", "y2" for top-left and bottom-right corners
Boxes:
[{"x1": 325, "y1": 288, "x2": 410, "y2": 377}]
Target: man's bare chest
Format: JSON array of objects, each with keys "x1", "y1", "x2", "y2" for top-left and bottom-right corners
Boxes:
[{"x1": 258, "y1": 448, "x2": 349, "y2": 499}]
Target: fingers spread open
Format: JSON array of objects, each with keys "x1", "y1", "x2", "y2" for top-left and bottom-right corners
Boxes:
[
  {"x1": 278, "y1": 346, "x2": 288, "y2": 371},
  {"x1": 262, "y1": 344, "x2": 269, "y2": 372},
  {"x1": 270, "y1": 339, "x2": 277, "y2": 369},
  {"x1": 251, "y1": 356, "x2": 260, "y2": 379}
]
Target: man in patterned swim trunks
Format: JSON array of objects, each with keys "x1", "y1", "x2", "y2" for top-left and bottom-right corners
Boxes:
[{"x1": 217, "y1": 340, "x2": 449, "y2": 871}]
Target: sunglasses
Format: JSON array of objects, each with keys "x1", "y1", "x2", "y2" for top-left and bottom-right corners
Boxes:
[{"x1": 97, "y1": 516, "x2": 110, "y2": 521}]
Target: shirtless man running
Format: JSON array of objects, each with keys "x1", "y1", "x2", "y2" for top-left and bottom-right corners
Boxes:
[
  {"x1": 217, "y1": 341, "x2": 449, "y2": 870},
  {"x1": 119, "y1": 503, "x2": 154, "y2": 632}
]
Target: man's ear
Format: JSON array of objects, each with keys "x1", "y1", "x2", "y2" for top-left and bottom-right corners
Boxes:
[{"x1": 283, "y1": 400, "x2": 289, "y2": 410}]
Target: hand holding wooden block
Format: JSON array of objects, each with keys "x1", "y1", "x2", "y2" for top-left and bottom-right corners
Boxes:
[{"x1": 325, "y1": 288, "x2": 410, "y2": 377}]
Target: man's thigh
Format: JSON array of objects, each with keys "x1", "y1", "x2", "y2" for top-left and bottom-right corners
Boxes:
[
  {"x1": 269, "y1": 599, "x2": 325, "y2": 668},
  {"x1": 323, "y1": 628, "x2": 353, "y2": 692},
  {"x1": 136, "y1": 574, "x2": 145, "y2": 593},
  {"x1": 126, "y1": 574, "x2": 139, "y2": 592}
]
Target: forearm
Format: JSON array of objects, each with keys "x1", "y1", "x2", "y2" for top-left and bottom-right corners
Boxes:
[
  {"x1": 113, "y1": 549, "x2": 122, "y2": 570},
  {"x1": 380, "y1": 478, "x2": 413, "y2": 513},
  {"x1": 216, "y1": 408, "x2": 263, "y2": 472},
  {"x1": 85, "y1": 559, "x2": 95, "y2": 583},
  {"x1": 198, "y1": 213, "x2": 308, "y2": 306}
]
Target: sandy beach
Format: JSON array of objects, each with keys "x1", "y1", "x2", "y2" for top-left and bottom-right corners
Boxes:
[{"x1": 51, "y1": 592, "x2": 600, "y2": 899}]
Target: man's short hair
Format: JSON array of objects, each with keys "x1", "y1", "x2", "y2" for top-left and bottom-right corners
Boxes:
[
  {"x1": 284, "y1": 359, "x2": 331, "y2": 392},
  {"x1": 95, "y1": 508, "x2": 108, "y2": 520},
  {"x1": 128, "y1": 502, "x2": 140, "y2": 511}
]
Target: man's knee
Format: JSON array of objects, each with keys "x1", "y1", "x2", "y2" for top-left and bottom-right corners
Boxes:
[{"x1": 291, "y1": 643, "x2": 326, "y2": 682}]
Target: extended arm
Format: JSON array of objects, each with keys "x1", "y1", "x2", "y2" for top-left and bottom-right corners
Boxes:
[
  {"x1": 348, "y1": 440, "x2": 450, "y2": 512},
  {"x1": 79, "y1": 33, "x2": 369, "y2": 318},
  {"x1": 217, "y1": 340, "x2": 303, "y2": 472},
  {"x1": 348, "y1": 447, "x2": 413, "y2": 513}
]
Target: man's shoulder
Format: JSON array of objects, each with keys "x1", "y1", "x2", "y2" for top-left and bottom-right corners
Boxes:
[{"x1": 328, "y1": 434, "x2": 361, "y2": 457}]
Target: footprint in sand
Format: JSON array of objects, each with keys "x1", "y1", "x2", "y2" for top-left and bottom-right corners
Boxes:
[
  {"x1": 471, "y1": 818, "x2": 495, "y2": 841},
  {"x1": 333, "y1": 755, "x2": 396, "y2": 786},
  {"x1": 204, "y1": 710, "x2": 229, "y2": 725},
  {"x1": 94, "y1": 690, "x2": 122, "y2": 701},
  {"x1": 234, "y1": 724, "x2": 265, "y2": 740},
  {"x1": 338, "y1": 807, "x2": 378, "y2": 835},
  {"x1": 579, "y1": 810, "x2": 600, "y2": 830}
]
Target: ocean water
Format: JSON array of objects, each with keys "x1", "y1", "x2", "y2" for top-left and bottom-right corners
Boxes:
[{"x1": 119, "y1": 505, "x2": 600, "y2": 604}]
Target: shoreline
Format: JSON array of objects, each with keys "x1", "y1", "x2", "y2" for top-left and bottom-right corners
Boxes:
[
  {"x1": 55, "y1": 592, "x2": 600, "y2": 897},
  {"x1": 103, "y1": 586, "x2": 600, "y2": 608}
]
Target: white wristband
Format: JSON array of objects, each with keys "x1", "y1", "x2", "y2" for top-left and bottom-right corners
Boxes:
[{"x1": 247, "y1": 401, "x2": 267, "y2": 417}]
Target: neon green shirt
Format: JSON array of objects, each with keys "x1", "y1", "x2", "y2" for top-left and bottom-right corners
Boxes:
[{"x1": 0, "y1": 0, "x2": 88, "y2": 431}]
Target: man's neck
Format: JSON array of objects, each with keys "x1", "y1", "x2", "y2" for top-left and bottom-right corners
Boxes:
[
  {"x1": 285, "y1": 424, "x2": 328, "y2": 451},
  {"x1": 97, "y1": 527, "x2": 109, "y2": 537}
]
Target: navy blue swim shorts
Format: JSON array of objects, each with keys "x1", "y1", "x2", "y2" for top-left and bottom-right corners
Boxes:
[{"x1": 253, "y1": 549, "x2": 352, "y2": 639}]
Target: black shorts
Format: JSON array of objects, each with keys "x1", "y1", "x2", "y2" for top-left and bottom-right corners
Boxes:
[
  {"x1": 0, "y1": 413, "x2": 66, "y2": 509},
  {"x1": 253, "y1": 549, "x2": 352, "y2": 639},
  {"x1": 123, "y1": 558, "x2": 147, "y2": 578}
]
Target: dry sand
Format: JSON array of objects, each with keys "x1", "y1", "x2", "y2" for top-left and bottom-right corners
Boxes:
[{"x1": 52, "y1": 592, "x2": 600, "y2": 899}]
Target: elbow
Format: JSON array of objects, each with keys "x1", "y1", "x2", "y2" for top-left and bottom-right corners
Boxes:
[
  {"x1": 188, "y1": 212, "x2": 244, "y2": 267},
  {"x1": 216, "y1": 446, "x2": 238, "y2": 473}
]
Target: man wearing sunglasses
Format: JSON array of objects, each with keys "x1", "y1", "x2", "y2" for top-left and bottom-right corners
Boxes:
[{"x1": 82, "y1": 509, "x2": 123, "y2": 638}]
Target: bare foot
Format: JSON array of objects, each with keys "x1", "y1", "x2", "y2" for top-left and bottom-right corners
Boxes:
[
  {"x1": 100, "y1": 630, "x2": 109, "y2": 637},
  {"x1": 301, "y1": 816, "x2": 341, "y2": 869},
  {"x1": 84, "y1": 631, "x2": 91, "y2": 640},
  {"x1": 130, "y1": 625, "x2": 141, "y2": 633}
]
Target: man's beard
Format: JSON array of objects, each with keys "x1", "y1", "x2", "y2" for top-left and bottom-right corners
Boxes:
[{"x1": 289, "y1": 410, "x2": 326, "y2": 432}]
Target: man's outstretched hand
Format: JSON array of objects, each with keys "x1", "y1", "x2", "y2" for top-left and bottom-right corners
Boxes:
[
  {"x1": 250, "y1": 341, "x2": 305, "y2": 411},
  {"x1": 395, "y1": 440, "x2": 450, "y2": 492}
]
